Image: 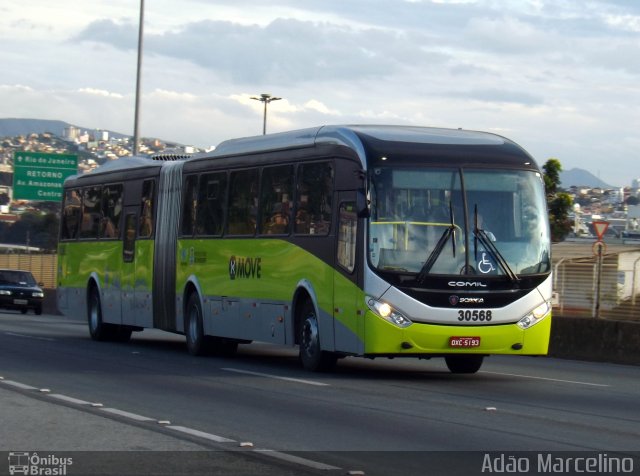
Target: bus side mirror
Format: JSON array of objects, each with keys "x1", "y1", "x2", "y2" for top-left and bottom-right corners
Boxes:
[{"x1": 357, "y1": 191, "x2": 369, "y2": 218}]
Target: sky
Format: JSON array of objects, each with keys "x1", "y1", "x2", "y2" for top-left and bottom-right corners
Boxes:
[{"x1": 0, "y1": 0, "x2": 638, "y2": 187}]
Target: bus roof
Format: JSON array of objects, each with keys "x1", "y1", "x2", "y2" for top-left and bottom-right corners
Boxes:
[
  {"x1": 67, "y1": 125, "x2": 535, "y2": 186},
  {"x1": 63, "y1": 155, "x2": 165, "y2": 186},
  {"x1": 213, "y1": 125, "x2": 505, "y2": 154},
  {"x1": 210, "y1": 125, "x2": 534, "y2": 169}
]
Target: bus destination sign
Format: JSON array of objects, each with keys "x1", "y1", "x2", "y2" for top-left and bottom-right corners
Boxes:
[{"x1": 13, "y1": 151, "x2": 78, "y2": 202}]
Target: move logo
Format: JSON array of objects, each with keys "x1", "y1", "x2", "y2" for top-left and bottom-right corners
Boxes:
[{"x1": 229, "y1": 255, "x2": 262, "y2": 280}]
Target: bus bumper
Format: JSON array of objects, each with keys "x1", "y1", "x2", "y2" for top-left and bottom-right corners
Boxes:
[{"x1": 364, "y1": 311, "x2": 551, "y2": 356}]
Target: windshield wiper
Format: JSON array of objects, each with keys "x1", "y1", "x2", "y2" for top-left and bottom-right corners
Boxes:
[
  {"x1": 473, "y1": 205, "x2": 519, "y2": 283},
  {"x1": 417, "y1": 202, "x2": 456, "y2": 284}
]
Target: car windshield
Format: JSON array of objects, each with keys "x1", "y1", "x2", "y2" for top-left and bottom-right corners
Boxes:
[
  {"x1": 368, "y1": 166, "x2": 551, "y2": 278},
  {"x1": 0, "y1": 270, "x2": 37, "y2": 286}
]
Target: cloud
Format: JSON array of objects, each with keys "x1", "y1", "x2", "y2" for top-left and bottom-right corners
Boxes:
[
  {"x1": 74, "y1": 17, "x2": 449, "y2": 85},
  {"x1": 449, "y1": 89, "x2": 544, "y2": 106},
  {"x1": 77, "y1": 88, "x2": 125, "y2": 99},
  {"x1": 74, "y1": 18, "x2": 138, "y2": 50}
]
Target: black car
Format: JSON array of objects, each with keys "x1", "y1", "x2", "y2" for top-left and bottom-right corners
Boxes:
[{"x1": 0, "y1": 269, "x2": 44, "y2": 315}]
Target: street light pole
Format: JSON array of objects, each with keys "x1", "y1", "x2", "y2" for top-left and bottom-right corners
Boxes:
[
  {"x1": 250, "y1": 93, "x2": 281, "y2": 135},
  {"x1": 133, "y1": 0, "x2": 145, "y2": 155}
]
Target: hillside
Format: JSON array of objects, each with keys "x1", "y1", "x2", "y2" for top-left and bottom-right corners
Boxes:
[
  {"x1": 559, "y1": 168, "x2": 613, "y2": 189},
  {"x1": 0, "y1": 118, "x2": 129, "y2": 140}
]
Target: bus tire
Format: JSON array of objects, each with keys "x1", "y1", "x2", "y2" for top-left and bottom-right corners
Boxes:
[
  {"x1": 185, "y1": 293, "x2": 210, "y2": 356},
  {"x1": 88, "y1": 286, "x2": 113, "y2": 341},
  {"x1": 445, "y1": 355, "x2": 484, "y2": 374},
  {"x1": 298, "y1": 300, "x2": 337, "y2": 372}
]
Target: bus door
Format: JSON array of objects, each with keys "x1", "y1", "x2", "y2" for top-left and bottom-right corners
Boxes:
[
  {"x1": 121, "y1": 207, "x2": 155, "y2": 328},
  {"x1": 333, "y1": 192, "x2": 364, "y2": 354}
]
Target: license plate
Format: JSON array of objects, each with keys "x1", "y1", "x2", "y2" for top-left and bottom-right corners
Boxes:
[
  {"x1": 449, "y1": 336, "x2": 481, "y2": 348},
  {"x1": 13, "y1": 299, "x2": 28, "y2": 305}
]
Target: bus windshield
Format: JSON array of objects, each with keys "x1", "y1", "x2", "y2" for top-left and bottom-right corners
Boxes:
[{"x1": 368, "y1": 166, "x2": 550, "y2": 278}]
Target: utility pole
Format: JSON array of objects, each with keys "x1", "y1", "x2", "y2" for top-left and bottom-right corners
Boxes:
[{"x1": 250, "y1": 93, "x2": 281, "y2": 135}]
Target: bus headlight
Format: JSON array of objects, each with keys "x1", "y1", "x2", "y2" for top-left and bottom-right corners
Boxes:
[
  {"x1": 517, "y1": 301, "x2": 551, "y2": 329},
  {"x1": 366, "y1": 296, "x2": 412, "y2": 328}
]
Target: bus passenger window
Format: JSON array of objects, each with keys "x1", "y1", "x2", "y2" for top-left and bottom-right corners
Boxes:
[
  {"x1": 100, "y1": 184, "x2": 123, "y2": 239},
  {"x1": 61, "y1": 189, "x2": 81, "y2": 240},
  {"x1": 139, "y1": 180, "x2": 155, "y2": 238},
  {"x1": 260, "y1": 165, "x2": 293, "y2": 235},
  {"x1": 196, "y1": 172, "x2": 227, "y2": 236},
  {"x1": 227, "y1": 169, "x2": 258, "y2": 236},
  {"x1": 296, "y1": 162, "x2": 333, "y2": 235},
  {"x1": 79, "y1": 186, "x2": 102, "y2": 239},
  {"x1": 181, "y1": 175, "x2": 198, "y2": 236}
]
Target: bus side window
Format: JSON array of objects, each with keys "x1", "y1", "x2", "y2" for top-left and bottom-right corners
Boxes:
[
  {"x1": 227, "y1": 169, "x2": 259, "y2": 236},
  {"x1": 139, "y1": 179, "x2": 155, "y2": 238},
  {"x1": 100, "y1": 184, "x2": 123, "y2": 239},
  {"x1": 296, "y1": 162, "x2": 333, "y2": 235},
  {"x1": 260, "y1": 165, "x2": 293, "y2": 235},
  {"x1": 79, "y1": 186, "x2": 102, "y2": 239},
  {"x1": 61, "y1": 189, "x2": 81, "y2": 240},
  {"x1": 181, "y1": 175, "x2": 198, "y2": 237},
  {"x1": 196, "y1": 172, "x2": 226, "y2": 236}
]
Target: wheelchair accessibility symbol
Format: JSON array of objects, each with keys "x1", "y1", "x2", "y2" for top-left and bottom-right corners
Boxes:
[{"x1": 478, "y1": 252, "x2": 495, "y2": 274}]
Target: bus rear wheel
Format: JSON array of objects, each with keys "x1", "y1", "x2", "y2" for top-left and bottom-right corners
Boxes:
[
  {"x1": 186, "y1": 293, "x2": 210, "y2": 356},
  {"x1": 445, "y1": 355, "x2": 484, "y2": 374},
  {"x1": 88, "y1": 287, "x2": 109, "y2": 341},
  {"x1": 298, "y1": 301, "x2": 337, "y2": 372},
  {"x1": 88, "y1": 286, "x2": 131, "y2": 342}
]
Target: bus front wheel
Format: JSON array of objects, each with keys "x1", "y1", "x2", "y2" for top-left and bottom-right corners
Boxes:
[
  {"x1": 298, "y1": 301, "x2": 337, "y2": 372},
  {"x1": 445, "y1": 355, "x2": 484, "y2": 374}
]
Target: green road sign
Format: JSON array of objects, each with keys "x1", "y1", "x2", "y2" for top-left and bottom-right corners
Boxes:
[{"x1": 13, "y1": 151, "x2": 78, "y2": 201}]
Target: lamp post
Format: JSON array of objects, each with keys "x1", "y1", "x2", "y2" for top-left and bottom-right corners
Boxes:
[
  {"x1": 250, "y1": 93, "x2": 281, "y2": 135},
  {"x1": 132, "y1": 0, "x2": 144, "y2": 155}
]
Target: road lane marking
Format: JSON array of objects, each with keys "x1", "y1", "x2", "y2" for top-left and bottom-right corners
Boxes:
[
  {"x1": 5, "y1": 332, "x2": 55, "y2": 342},
  {"x1": 1, "y1": 380, "x2": 37, "y2": 390},
  {"x1": 49, "y1": 394, "x2": 92, "y2": 405},
  {"x1": 254, "y1": 449, "x2": 341, "y2": 470},
  {"x1": 2, "y1": 375, "x2": 341, "y2": 471},
  {"x1": 221, "y1": 368, "x2": 330, "y2": 387},
  {"x1": 167, "y1": 425, "x2": 236, "y2": 443},
  {"x1": 100, "y1": 408, "x2": 155, "y2": 421},
  {"x1": 481, "y1": 371, "x2": 610, "y2": 387}
]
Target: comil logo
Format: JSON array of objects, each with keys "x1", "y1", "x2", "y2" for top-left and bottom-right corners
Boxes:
[
  {"x1": 229, "y1": 256, "x2": 262, "y2": 280},
  {"x1": 447, "y1": 281, "x2": 487, "y2": 288}
]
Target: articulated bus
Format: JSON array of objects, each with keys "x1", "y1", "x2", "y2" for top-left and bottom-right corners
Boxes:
[{"x1": 57, "y1": 125, "x2": 552, "y2": 373}]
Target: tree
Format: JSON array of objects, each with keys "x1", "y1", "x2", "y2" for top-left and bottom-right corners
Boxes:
[
  {"x1": 0, "y1": 211, "x2": 60, "y2": 251},
  {"x1": 543, "y1": 158, "x2": 573, "y2": 242}
]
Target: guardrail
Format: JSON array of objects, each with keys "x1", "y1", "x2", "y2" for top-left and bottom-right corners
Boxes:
[{"x1": 553, "y1": 247, "x2": 640, "y2": 321}]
